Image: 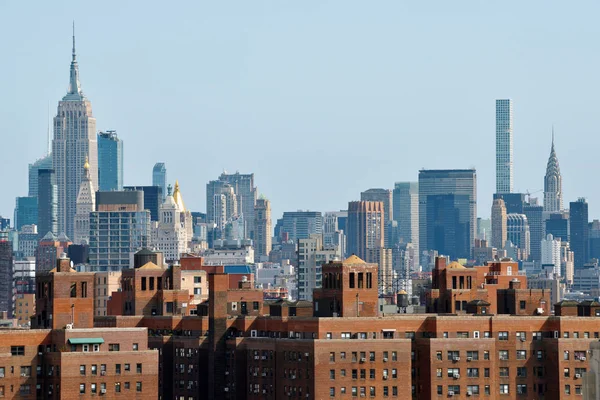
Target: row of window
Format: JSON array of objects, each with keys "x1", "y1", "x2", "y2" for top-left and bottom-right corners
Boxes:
[
  {"x1": 80, "y1": 363, "x2": 142, "y2": 375},
  {"x1": 329, "y1": 351, "x2": 399, "y2": 362},
  {"x1": 329, "y1": 386, "x2": 399, "y2": 397},
  {"x1": 329, "y1": 368, "x2": 398, "y2": 380},
  {"x1": 438, "y1": 350, "x2": 550, "y2": 362},
  {"x1": 436, "y1": 383, "x2": 583, "y2": 396},
  {"x1": 435, "y1": 366, "x2": 553, "y2": 379},
  {"x1": 79, "y1": 382, "x2": 142, "y2": 394},
  {"x1": 324, "y1": 330, "x2": 600, "y2": 340}
]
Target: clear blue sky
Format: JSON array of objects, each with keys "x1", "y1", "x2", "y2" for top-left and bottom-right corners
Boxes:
[{"x1": 1, "y1": 1, "x2": 600, "y2": 222}]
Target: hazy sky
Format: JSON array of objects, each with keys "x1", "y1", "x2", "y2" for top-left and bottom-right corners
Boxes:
[{"x1": 2, "y1": 1, "x2": 600, "y2": 223}]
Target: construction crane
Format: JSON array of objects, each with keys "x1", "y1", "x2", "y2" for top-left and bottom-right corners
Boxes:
[{"x1": 525, "y1": 189, "x2": 543, "y2": 204}]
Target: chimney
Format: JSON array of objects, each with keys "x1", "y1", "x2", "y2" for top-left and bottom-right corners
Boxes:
[
  {"x1": 238, "y1": 275, "x2": 252, "y2": 289},
  {"x1": 57, "y1": 253, "x2": 72, "y2": 272},
  {"x1": 509, "y1": 279, "x2": 521, "y2": 290}
]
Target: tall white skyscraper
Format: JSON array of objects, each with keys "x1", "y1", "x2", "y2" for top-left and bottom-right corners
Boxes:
[
  {"x1": 496, "y1": 99, "x2": 513, "y2": 194},
  {"x1": 541, "y1": 234, "x2": 561, "y2": 276},
  {"x1": 52, "y1": 26, "x2": 98, "y2": 238},
  {"x1": 544, "y1": 132, "x2": 563, "y2": 212}
]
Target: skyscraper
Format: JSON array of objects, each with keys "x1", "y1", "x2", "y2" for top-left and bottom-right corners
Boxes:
[
  {"x1": 545, "y1": 212, "x2": 569, "y2": 242},
  {"x1": 14, "y1": 196, "x2": 38, "y2": 230},
  {"x1": 361, "y1": 189, "x2": 392, "y2": 221},
  {"x1": 418, "y1": 169, "x2": 477, "y2": 260},
  {"x1": 523, "y1": 199, "x2": 544, "y2": 262},
  {"x1": 37, "y1": 168, "x2": 58, "y2": 238},
  {"x1": 52, "y1": 27, "x2": 98, "y2": 239},
  {"x1": 392, "y1": 182, "x2": 419, "y2": 267},
  {"x1": 347, "y1": 201, "x2": 385, "y2": 261},
  {"x1": 496, "y1": 99, "x2": 514, "y2": 194},
  {"x1": 28, "y1": 155, "x2": 52, "y2": 198},
  {"x1": 219, "y1": 172, "x2": 257, "y2": 240},
  {"x1": 281, "y1": 211, "x2": 323, "y2": 242},
  {"x1": 152, "y1": 163, "x2": 167, "y2": 201},
  {"x1": 124, "y1": 186, "x2": 163, "y2": 222},
  {"x1": 544, "y1": 133, "x2": 563, "y2": 212},
  {"x1": 73, "y1": 160, "x2": 96, "y2": 245},
  {"x1": 507, "y1": 214, "x2": 530, "y2": 260},
  {"x1": 97, "y1": 130, "x2": 123, "y2": 191},
  {"x1": 254, "y1": 197, "x2": 272, "y2": 261},
  {"x1": 0, "y1": 239, "x2": 13, "y2": 317},
  {"x1": 541, "y1": 234, "x2": 561, "y2": 276},
  {"x1": 491, "y1": 198, "x2": 507, "y2": 250},
  {"x1": 570, "y1": 198, "x2": 589, "y2": 268},
  {"x1": 155, "y1": 182, "x2": 193, "y2": 262}
]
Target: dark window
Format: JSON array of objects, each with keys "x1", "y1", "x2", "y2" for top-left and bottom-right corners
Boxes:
[
  {"x1": 81, "y1": 282, "x2": 87, "y2": 298},
  {"x1": 253, "y1": 302, "x2": 260, "y2": 311},
  {"x1": 70, "y1": 283, "x2": 77, "y2": 298},
  {"x1": 11, "y1": 346, "x2": 25, "y2": 356},
  {"x1": 349, "y1": 273, "x2": 355, "y2": 288},
  {"x1": 141, "y1": 277, "x2": 147, "y2": 291},
  {"x1": 520, "y1": 301, "x2": 526, "y2": 310},
  {"x1": 358, "y1": 273, "x2": 364, "y2": 288},
  {"x1": 149, "y1": 277, "x2": 154, "y2": 291}
]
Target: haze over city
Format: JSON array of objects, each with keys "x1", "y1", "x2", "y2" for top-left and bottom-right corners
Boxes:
[{"x1": 2, "y1": 1, "x2": 600, "y2": 220}]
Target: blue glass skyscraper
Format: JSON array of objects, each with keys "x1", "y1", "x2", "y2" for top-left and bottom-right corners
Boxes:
[
  {"x1": 153, "y1": 163, "x2": 167, "y2": 201},
  {"x1": 97, "y1": 130, "x2": 123, "y2": 191},
  {"x1": 14, "y1": 196, "x2": 38, "y2": 230}
]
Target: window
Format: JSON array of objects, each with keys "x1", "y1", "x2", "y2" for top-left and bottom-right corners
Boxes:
[
  {"x1": 457, "y1": 332, "x2": 469, "y2": 338},
  {"x1": 124, "y1": 382, "x2": 129, "y2": 390},
  {"x1": 437, "y1": 386, "x2": 443, "y2": 395},
  {"x1": 473, "y1": 331, "x2": 480, "y2": 339},
  {"x1": 80, "y1": 384, "x2": 86, "y2": 394},
  {"x1": 370, "y1": 386, "x2": 376, "y2": 397},
  {"x1": 11, "y1": 346, "x2": 24, "y2": 356},
  {"x1": 340, "y1": 369, "x2": 346, "y2": 377},
  {"x1": 341, "y1": 332, "x2": 351, "y2": 339},
  {"x1": 329, "y1": 387, "x2": 335, "y2": 397},
  {"x1": 447, "y1": 368, "x2": 460, "y2": 378},
  {"x1": 352, "y1": 369, "x2": 358, "y2": 380},
  {"x1": 576, "y1": 385, "x2": 582, "y2": 395},
  {"x1": 352, "y1": 352, "x2": 358, "y2": 362},
  {"x1": 516, "y1": 331, "x2": 526, "y2": 340},
  {"x1": 136, "y1": 382, "x2": 142, "y2": 392},
  {"x1": 115, "y1": 382, "x2": 121, "y2": 393},
  {"x1": 392, "y1": 352, "x2": 397, "y2": 361},
  {"x1": 352, "y1": 387, "x2": 357, "y2": 396},
  {"x1": 340, "y1": 352, "x2": 346, "y2": 360},
  {"x1": 116, "y1": 364, "x2": 121, "y2": 374},
  {"x1": 467, "y1": 385, "x2": 479, "y2": 395},
  {"x1": 369, "y1": 369, "x2": 375, "y2": 379},
  {"x1": 0, "y1": 367, "x2": 4, "y2": 377},
  {"x1": 436, "y1": 368, "x2": 442, "y2": 378},
  {"x1": 91, "y1": 365, "x2": 97, "y2": 375},
  {"x1": 517, "y1": 367, "x2": 527, "y2": 377},
  {"x1": 109, "y1": 344, "x2": 120, "y2": 352},
  {"x1": 467, "y1": 351, "x2": 479, "y2": 360},
  {"x1": 80, "y1": 365, "x2": 86, "y2": 375},
  {"x1": 231, "y1": 302, "x2": 237, "y2": 311},
  {"x1": 19, "y1": 366, "x2": 31, "y2": 377},
  {"x1": 19, "y1": 384, "x2": 31, "y2": 395},
  {"x1": 448, "y1": 385, "x2": 460, "y2": 394},
  {"x1": 499, "y1": 350, "x2": 509, "y2": 360},
  {"x1": 484, "y1": 368, "x2": 490, "y2": 378},
  {"x1": 436, "y1": 351, "x2": 442, "y2": 360},
  {"x1": 91, "y1": 383, "x2": 97, "y2": 394},
  {"x1": 70, "y1": 283, "x2": 77, "y2": 297},
  {"x1": 467, "y1": 368, "x2": 479, "y2": 378},
  {"x1": 520, "y1": 300, "x2": 526, "y2": 310},
  {"x1": 326, "y1": 332, "x2": 332, "y2": 339},
  {"x1": 133, "y1": 343, "x2": 138, "y2": 351},
  {"x1": 564, "y1": 368, "x2": 570, "y2": 378},
  {"x1": 330, "y1": 370, "x2": 335, "y2": 380},
  {"x1": 93, "y1": 344, "x2": 100, "y2": 352},
  {"x1": 485, "y1": 385, "x2": 490, "y2": 395},
  {"x1": 484, "y1": 351, "x2": 490, "y2": 360},
  {"x1": 125, "y1": 364, "x2": 130, "y2": 372},
  {"x1": 447, "y1": 351, "x2": 460, "y2": 361},
  {"x1": 136, "y1": 364, "x2": 142, "y2": 373},
  {"x1": 537, "y1": 350, "x2": 544, "y2": 360},
  {"x1": 533, "y1": 331, "x2": 542, "y2": 340},
  {"x1": 500, "y1": 384, "x2": 509, "y2": 394},
  {"x1": 517, "y1": 384, "x2": 527, "y2": 394},
  {"x1": 500, "y1": 367, "x2": 509, "y2": 377},
  {"x1": 392, "y1": 369, "x2": 397, "y2": 379},
  {"x1": 83, "y1": 344, "x2": 89, "y2": 352},
  {"x1": 360, "y1": 369, "x2": 366, "y2": 379},
  {"x1": 329, "y1": 352, "x2": 335, "y2": 362},
  {"x1": 369, "y1": 352, "x2": 375, "y2": 362},
  {"x1": 253, "y1": 302, "x2": 260, "y2": 311},
  {"x1": 499, "y1": 331, "x2": 508, "y2": 340},
  {"x1": 565, "y1": 384, "x2": 571, "y2": 395},
  {"x1": 516, "y1": 350, "x2": 526, "y2": 360}
]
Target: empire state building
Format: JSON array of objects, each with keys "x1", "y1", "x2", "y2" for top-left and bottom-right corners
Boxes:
[{"x1": 52, "y1": 26, "x2": 98, "y2": 238}]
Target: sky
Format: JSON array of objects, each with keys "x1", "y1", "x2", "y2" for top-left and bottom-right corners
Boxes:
[{"x1": 1, "y1": 1, "x2": 600, "y2": 223}]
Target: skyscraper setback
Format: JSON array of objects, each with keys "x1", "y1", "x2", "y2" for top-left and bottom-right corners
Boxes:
[
  {"x1": 52, "y1": 27, "x2": 98, "y2": 239},
  {"x1": 496, "y1": 99, "x2": 513, "y2": 194}
]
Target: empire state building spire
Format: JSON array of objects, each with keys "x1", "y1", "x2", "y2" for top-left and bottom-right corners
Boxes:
[
  {"x1": 67, "y1": 22, "x2": 82, "y2": 97},
  {"x1": 544, "y1": 128, "x2": 563, "y2": 212}
]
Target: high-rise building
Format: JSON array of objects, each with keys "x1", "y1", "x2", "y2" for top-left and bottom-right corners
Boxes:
[
  {"x1": 52, "y1": 28, "x2": 98, "y2": 239},
  {"x1": 13, "y1": 196, "x2": 37, "y2": 230},
  {"x1": 17, "y1": 225, "x2": 38, "y2": 259},
  {"x1": 13, "y1": 258, "x2": 35, "y2": 325},
  {"x1": 281, "y1": 211, "x2": 323, "y2": 242},
  {"x1": 73, "y1": 160, "x2": 96, "y2": 245},
  {"x1": 545, "y1": 211, "x2": 569, "y2": 242},
  {"x1": 560, "y1": 241, "x2": 575, "y2": 284},
  {"x1": 154, "y1": 182, "x2": 193, "y2": 262},
  {"x1": 346, "y1": 201, "x2": 384, "y2": 261},
  {"x1": 524, "y1": 199, "x2": 544, "y2": 262},
  {"x1": 507, "y1": 214, "x2": 531, "y2": 260},
  {"x1": 218, "y1": 172, "x2": 257, "y2": 240},
  {"x1": 361, "y1": 188, "x2": 392, "y2": 221},
  {"x1": 541, "y1": 234, "x2": 561, "y2": 276},
  {"x1": 393, "y1": 182, "x2": 419, "y2": 266},
  {"x1": 491, "y1": 198, "x2": 507, "y2": 250},
  {"x1": 34, "y1": 232, "x2": 71, "y2": 273},
  {"x1": 496, "y1": 99, "x2": 513, "y2": 194},
  {"x1": 297, "y1": 234, "x2": 341, "y2": 301},
  {"x1": 37, "y1": 168, "x2": 58, "y2": 238},
  {"x1": 88, "y1": 191, "x2": 151, "y2": 271},
  {"x1": 494, "y1": 192, "x2": 525, "y2": 214},
  {"x1": 365, "y1": 247, "x2": 393, "y2": 294},
  {"x1": 152, "y1": 163, "x2": 167, "y2": 201},
  {"x1": 323, "y1": 211, "x2": 347, "y2": 257},
  {"x1": 28, "y1": 154, "x2": 52, "y2": 198},
  {"x1": 0, "y1": 217, "x2": 9, "y2": 231},
  {"x1": 544, "y1": 134, "x2": 563, "y2": 212},
  {"x1": 570, "y1": 198, "x2": 589, "y2": 268},
  {"x1": 124, "y1": 186, "x2": 162, "y2": 221},
  {"x1": 97, "y1": 130, "x2": 123, "y2": 191},
  {"x1": 589, "y1": 220, "x2": 600, "y2": 261},
  {"x1": 208, "y1": 181, "x2": 238, "y2": 236},
  {"x1": 0, "y1": 239, "x2": 13, "y2": 317},
  {"x1": 254, "y1": 197, "x2": 272, "y2": 261},
  {"x1": 418, "y1": 169, "x2": 477, "y2": 260}
]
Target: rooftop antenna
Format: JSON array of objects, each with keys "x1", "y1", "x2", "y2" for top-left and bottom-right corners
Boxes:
[{"x1": 47, "y1": 101, "x2": 51, "y2": 155}]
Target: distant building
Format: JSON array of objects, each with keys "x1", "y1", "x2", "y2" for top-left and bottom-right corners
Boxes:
[
  {"x1": 94, "y1": 271, "x2": 122, "y2": 317},
  {"x1": 73, "y1": 160, "x2": 95, "y2": 245},
  {"x1": 419, "y1": 169, "x2": 477, "y2": 260},
  {"x1": 297, "y1": 234, "x2": 340, "y2": 301},
  {"x1": 13, "y1": 196, "x2": 37, "y2": 230},
  {"x1": 35, "y1": 232, "x2": 71, "y2": 273},
  {"x1": 0, "y1": 239, "x2": 13, "y2": 317},
  {"x1": 365, "y1": 247, "x2": 393, "y2": 294},
  {"x1": 541, "y1": 234, "x2": 561, "y2": 276},
  {"x1": 17, "y1": 225, "x2": 38, "y2": 259},
  {"x1": 544, "y1": 134, "x2": 563, "y2": 212},
  {"x1": 0, "y1": 217, "x2": 9, "y2": 231},
  {"x1": 507, "y1": 214, "x2": 530, "y2": 261},
  {"x1": 570, "y1": 198, "x2": 589, "y2": 268},
  {"x1": 218, "y1": 172, "x2": 257, "y2": 240},
  {"x1": 494, "y1": 192, "x2": 526, "y2": 214},
  {"x1": 88, "y1": 191, "x2": 151, "y2": 272},
  {"x1": 524, "y1": 199, "x2": 543, "y2": 262},
  {"x1": 27, "y1": 154, "x2": 52, "y2": 197},
  {"x1": 323, "y1": 211, "x2": 347, "y2": 257},
  {"x1": 201, "y1": 239, "x2": 254, "y2": 266},
  {"x1": 12, "y1": 258, "x2": 35, "y2": 325},
  {"x1": 491, "y1": 198, "x2": 507, "y2": 250},
  {"x1": 154, "y1": 182, "x2": 193, "y2": 262},
  {"x1": 545, "y1": 211, "x2": 569, "y2": 242},
  {"x1": 97, "y1": 130, "x2": 123, "y2": 191},
  {"x1": 393, "y1": 182, "x2": 419, "y2": 266},
  {"x1": 124, "y1": 185, "x2": 162, "y2": 221},
  {"x1": 254, "y1": 197, "x2": 272, "y2": 262},
  {"x1": 496, "y1": 99, "x2": 514, "y2": 193},
  {"x1": 589, "y1": 220, "x2": 600, "y2": 261},
  {"x1": 152, "y1": 162, "x2": 167, "y2": 201},
  {"x1": 281, "y1": 211, "x2": 323, "y2": 242},
  {"x1": 37, "y1": 168, "x2": 58, "y2": 238},
  {"x1": 347, "y1": 201, "x2": 384, "y2": 261},
  {"x1": 560, "y1": 241, "x2": 575, "y2": 285}
]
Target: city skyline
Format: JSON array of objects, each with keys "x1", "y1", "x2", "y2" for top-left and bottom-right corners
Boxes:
[{"x1": 3, "y1": 2, "x2": 600, "y2": 223}]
